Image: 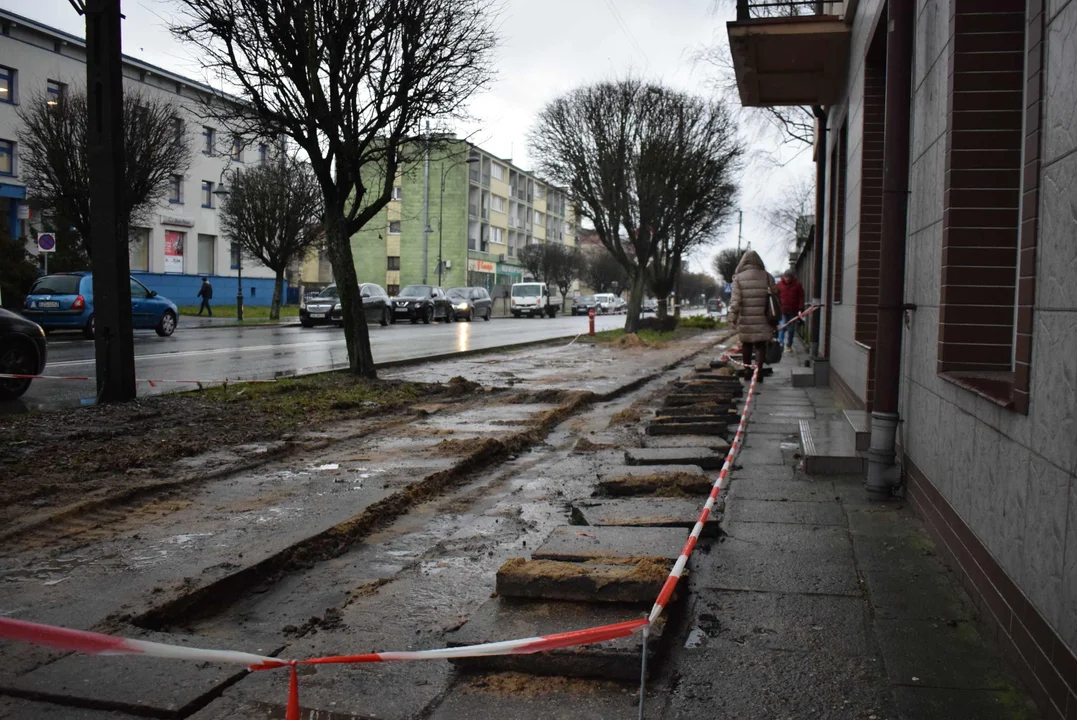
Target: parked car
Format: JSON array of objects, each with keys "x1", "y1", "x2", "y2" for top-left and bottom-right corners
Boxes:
[
  {"x1": 23, "y1": 272, "x2": 178, "y2": 339},
  {"x1": 642, "y1": 298, "x2": 658, "y2": 314},
  {"x1": 592, "y1": 293, "x2": 616, "y2": 314},
  {"x1": 0, "y1": 309, "x2": 48, "y2": 400},
  {"x1": 612, "y1": 296, "x2": 627, "y2": 314},
  {"x1": 391, "y1": 285, "x2": 454, "y2": 324},
  {"x1": 572, "y1": 295, "x2": 599, "y2": 316},
  {"x1": 510, "y1": 282, "x2": 557, "y2": 318},
  {"x1": 446, "y1": 286, "x2": 493, "y2": 321},
  {"x1": 300, "y1": 283, "x2": 391, "y2": 328}
]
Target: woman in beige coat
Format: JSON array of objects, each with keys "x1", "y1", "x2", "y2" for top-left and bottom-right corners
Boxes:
[{"x1": 728, "y1": 250, "x2": 778, "y2": 379}]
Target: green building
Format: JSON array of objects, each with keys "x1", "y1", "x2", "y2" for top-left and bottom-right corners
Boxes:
[{"x1": 350, "y1": 138, "x2": 578, "y2": 297}]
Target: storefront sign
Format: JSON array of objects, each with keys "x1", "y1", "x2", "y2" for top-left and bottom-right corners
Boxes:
[
  {"x1": 17, "y1": 204, "x2": 30, "y2": 220},
  {"x1": 160, "y1": 213, "x2": 195, "y2": 227},
  {"x1": 468, "y1": 259, "x2": 496, "y2": 273},
  {"x1": 164, "y1": 230, "x2": 185, "y2": 273},
  {"x1": 497, "y1": 263, "x2": 521, "y2": 277}
]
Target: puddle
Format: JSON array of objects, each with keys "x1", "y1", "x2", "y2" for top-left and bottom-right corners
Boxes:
[{"x1": 313, "y1": 463, "x2": 340, "y2": 471}]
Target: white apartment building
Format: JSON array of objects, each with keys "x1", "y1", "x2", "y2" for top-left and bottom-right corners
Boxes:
[{"x1": 0, "y1": 9, "x2": 281, "y2": 303}]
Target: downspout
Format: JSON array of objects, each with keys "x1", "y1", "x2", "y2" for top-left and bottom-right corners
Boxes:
[
  {"x1": 866, "y1": 0, "x2": 914, "y2": 500},
  {"x1": 810, "y1": 105, "x2": 827, "y2": 358}
]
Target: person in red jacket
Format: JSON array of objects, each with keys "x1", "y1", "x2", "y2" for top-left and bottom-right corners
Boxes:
[{"x1": 776, "y1": 269, "x2": 804, "y2": 351}]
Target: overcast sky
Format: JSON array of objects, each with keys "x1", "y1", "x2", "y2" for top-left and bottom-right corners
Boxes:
[{"x1": 4, "y1": 0, "x2": 813, "y2": 279}]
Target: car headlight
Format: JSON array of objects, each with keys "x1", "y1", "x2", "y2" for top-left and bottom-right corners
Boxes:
[{"x1": 455, "y1": 302, "x2": 469, "y2": 310}]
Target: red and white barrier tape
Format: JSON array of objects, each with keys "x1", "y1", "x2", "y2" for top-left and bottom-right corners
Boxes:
[{"x1": 0, "y1": 356, "x2": 763, "y2": 719}]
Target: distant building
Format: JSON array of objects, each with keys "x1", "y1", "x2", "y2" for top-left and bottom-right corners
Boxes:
[{"x1": 0, "y1": 9, "x2": 283, "y2": 304}]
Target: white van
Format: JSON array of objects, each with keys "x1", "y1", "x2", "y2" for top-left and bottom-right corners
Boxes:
[
  {"x1": 511, "y1": 282, "x2": 556, "y2": 318},
  {"x1": 593, "y1": 293, "x2": 616, "y2": 314}
]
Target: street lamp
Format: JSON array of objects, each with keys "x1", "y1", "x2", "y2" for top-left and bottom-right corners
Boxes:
[
  {"x1": 437, "y1": 156, "x2": 480, "y2": 288},
  {"x1": 212, "y1": 169, "x2": 242, "y2": 321}
]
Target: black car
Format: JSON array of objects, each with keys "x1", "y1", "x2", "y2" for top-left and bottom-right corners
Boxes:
[
  {"x1": 446, "y1": 286, "x2": 493, "y2": 321},
  {"x1": 390, "y1": 285, "x2": 454, "y2": 324},
  {"x1": 572, "y1": 295, "x2": 599, "y2": 316},
  {"x1": 0, "y1": 308, "x2": 48, "y2": 400},
  {"x1": 300, "y1": 283, "x2": 392, "y2": 328}
]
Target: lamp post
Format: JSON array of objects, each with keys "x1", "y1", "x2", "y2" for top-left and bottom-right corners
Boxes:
[
  {"x1": 437, "y1": 156, "x2": 481, "y2": 288},
  {"x1": 212, "y1": 169, "x2": 242, "y2": 321}
]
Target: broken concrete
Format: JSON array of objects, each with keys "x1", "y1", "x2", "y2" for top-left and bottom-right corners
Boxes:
[
  {"x1": 657, "y1": 404, "x2": 736, "y2": 419},
  {"x1": 571, "y1": 498, "x2": 721, "y2": 536},
  {"x1": 663, "y1": 393, "x2": 737, "y2": 407},
  {"x1": 495, "y1": 557, "x2": 672, "y2": 604},
  {"x1": 445, "y1": 598, "x2": 664, "y2": 680},
  {"x1": 643, "y1": 436, "x2": 730, "y2": 451},
  {"x1": 625, "y1": 447, "x2": 726, "y2": 469},
  {"x1": 532, "y1": 525, "x2": 688, "y2": 563}
]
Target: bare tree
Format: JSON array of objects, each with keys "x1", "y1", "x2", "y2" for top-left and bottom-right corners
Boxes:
[
  {"x1": 219, "y1": 153, "x2": 323, "y2": 319},
  {"x1": 581, "y1": 245, "x2": 630, "y2": 294},
  {"x1": 760, "y1": 172, "x2": 815, "y2": 257},
  {"x1": 17, "y1": 88, "x2": 191, "y2": 257},
  {"x1": 172, "y1": 0, "x2": 497, "y2": 378},
  {"x1": 516, "y1": 243, "x2": 546, "y2": 284},
  {"x1": 547, "y1": 245, "x2": 584, "y2": 311},
  {"x1": 713, "y1": 247, "x2": 747, "y2": 285},
  {"x1": 678, "y1": 270, "x2": 720, "y2": 305}
]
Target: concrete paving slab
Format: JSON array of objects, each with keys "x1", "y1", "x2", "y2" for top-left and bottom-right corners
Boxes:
[
  {"x1": 852, "y1": 535, "x2": 971, "y2": 621},
  {"x1": 532, "y1": 525, "x2": 688, "y2": 563},
  {"x1": 691, "y1": 588, "x2": 873, "y2": 656},
  {"x1": 596, "y1": 464, "x2": 708, "y2": 481},
  {"x1": 596, "y1": 468, "x2": 713, "y2": 497},
  {"x1": 663, "y1": 393, "x2": 737, "y2": 407},
  {"x1": 726, "y1": 498, "x2": 846, "y2": 525},
  {"x1": 874, "y1": 618, "x2": 1014, "y2": 690},
  {"x1": 624, "y1": 447, "x2": 726, "y2": 469},
  {"x1": 444, "y1": 598, "x2": 663, "y2": 680},
  {"x1": 426, "y1": 673, "x2": 645, "y2": 720},
  {"x1": 656, "y1": 404, "x2": 736, "y2": 419},
  {"x1": 645, "y1": 422, "x2": 729, "y2": 437},
  {"x1": 846, "y1": 507, "x2": 928, "y2": 537},
  {"x1": 5, "y1": 631, "x2": 281, "y2": 717},
  {"x1": 570, "y1": 498, "x2": 720, "y2": 536},
  {"x1": 495, "y1": 558, "x2": 672, "y2": 603},
  {"x1": 734, "y1": 444, "x2": 790, "y2": 467},
  {"x1": 0, "y1": 698, "x2": 137, "y2": 719},
  {"x1": 728, "y1": 477, "x2": 835, "y2": 502},
  {"x1": 890, "y1": 686, "x2": 1042, "y2": 720},
  {"x1": 642, "y1": 435, "x2": 729, "y2": 451}
]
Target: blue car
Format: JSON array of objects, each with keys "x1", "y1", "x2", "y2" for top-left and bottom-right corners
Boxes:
[{"x1": 23, "y1": 272, "x2": 179, "y2": 339}]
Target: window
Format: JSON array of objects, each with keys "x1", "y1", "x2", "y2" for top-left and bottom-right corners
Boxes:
[
  {"x1": 491, "y1": 195, "x2": 506, "y2": 213},
  {"x1": 387, "y1": 284, "x2": 400, "y2": 296},
  {"x1": 231, "y1": 135, "x2": 243, "y2": 161},
  {"x1": 392, "y1": 186, "x2": 403, "y2": 201},
  {"x1": 46, "y1": 79, "x2": 65, "y2": 105},
  {"x1": 230, "y1": 242, "x2": 241, "y2": 270},
  {"x1": 0, "y1": 67, "x2": 14, "y2": 104},
  {"x1": 172, "y1": 117, "x2": 184, "y2": 143},
  {"x1": 258, "y1": 143, "x2": 268, "y2": 163},
  {"x1": 197, "y1": 234, "x2": 216, "y2": 275},
  {"x1": 129, "y1": 227, "x2": 150, "y2": 271},
  {"x1": 388, "y1": 220, "x2": 401, "y2": 234},
  {"x1": 534, "y1": 211, "x2": 544, "y2": 227},
  {"x1": 491, "y1": 227, "x2": 504, "y2": 245},
  {"x1": 168, "y1": 175, "x2": 183, "y2": 203},
  {"x1": 129, "y1": 278, "x2": 150, "y2": 298},
  {"x1": 202, "y1": 126, "x2": 215, "y2": 155},
  {"x1": 535, "y1": 184, "x2": 545, "y2": 200},
  {"x1": 491, "y1": 163, "x2": 506, "y2": 182},
  {"x1": 387, "y1": 256, "x2": 401, "y2": 270},
  {"x1": 201, "y1": 181, "x2": 214, "y2": 208},
  {"x1": 0, "y1": 139, "x2": 13, "y2": 176}
]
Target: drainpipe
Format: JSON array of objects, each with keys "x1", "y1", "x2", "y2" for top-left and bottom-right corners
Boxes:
[
  {"x1": 866, "y1": 0, "x2": 914, "y2": 500},
  {"x1": 810, "y1": 105, "x2": 827, "y2": 358}
]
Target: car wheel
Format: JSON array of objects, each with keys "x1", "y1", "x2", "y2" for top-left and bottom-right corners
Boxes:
[
  {"x1": 445, "y1": 308, "x2": 453, "y2": 324},
  {"x1": 156, "y1": 310, "x2": 177, "y2": 337},
  {"x1": 380, "y1": 308, "x2": 390, "y2": 326},
  {"x1": 423, "y1": 306, "x2": 434, "y2": 324},
  {"x1": 82, "y1": 315, "x2": 95, "y2": 340},
  {"x1": 0, "y1": 339, "x2": 36, "y2": 400},
  {"x1": 484, "y1": 309, "x2": 491, "y2": 321}
]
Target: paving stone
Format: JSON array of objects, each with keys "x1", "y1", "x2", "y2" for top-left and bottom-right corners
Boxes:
[
  {"x1": 727, "y1": 498, "x2": 846, "y2": 525},
  {"x1": 571, "y1": 498, "x2": 720, "y2": 536},
  {"x1": 890, "y1": 686, "x2": 1042, "y2": 720},
  {"x1": 643, "y1": 435, "x2": 729, "y2": 451},
  {"x1": 852, "y1": 534, "x2": 971, "y2": 621},
  {"x1": 532, "y1": 525, "x2": 688, "y2": 563},
  {"x1": 495, "y1": 557, "x2": 672, "y2": 604},
  {"x1": 657, "y1": 404, "x2": 737, "y2": 419},
  {"x1": 5, "y1": 631, "x2": 281, "y2": 717},
  {"x1": 444, "y1": 598, "x2": 664, "y2": 680},
  {"x1": 734, "y1": 444, "x2": 790, "y2": 467},
  {"x1": 874, "y1": 619, "x2": 1014, "y2": 690},
  {"x1": 625, "y1": 447, "x2": 726, "y2": 469},
  {"x1": 664, "y1": 393, "x2": 738, "y2": 408},
  {"x1": 691, "y1": 588, "x2": 873, "y2": 656},
  {"x1": 728, "y1": 477, "x2": 835, "y2": 502},
  {"x1": 846, "y1": 506, "x2": 926, "y2": 537},
  {"x1": 645, "y1": 422, "x2": 729, "y2": 438},
  {"x1": 597, "y1": 467, "x2": 714, "y2": 497}
]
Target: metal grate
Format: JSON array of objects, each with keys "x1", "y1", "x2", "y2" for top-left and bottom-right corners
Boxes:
[{"x1": 736, "y1": 0, "x2": 828, "y2": 20}]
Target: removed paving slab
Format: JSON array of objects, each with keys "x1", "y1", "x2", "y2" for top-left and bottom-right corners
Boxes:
[
  {"x1": 596, "y1": 466, "x2": 713, "y2": 497},
  {"x1": 645, "y1": 421, "x2": 729, "y2": 438},
  {"x1": 570, "y1": 498, "x2": 719, "y2": 536},
  {"x1": 625, "y1": 446, "x2": 726, "y2": 469},
  {"x1": 495, "y1": 557, "x2": 671, "y2": 603},
  {"x1": 642, "y1": 435, "x2": 730, "y2": 452},
  {"x1": 531, "y1": 525, "x2": 688, "y2": 563}
]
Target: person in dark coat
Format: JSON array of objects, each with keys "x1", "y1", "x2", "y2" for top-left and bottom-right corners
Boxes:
[
  {"x1": 776, "y1": 269, "x2": 805, "y2": 351},
  {"x1": 729, "y1": 250, "x2": 779, "y2": 380},
  {"x1": 197, "y1": 277, "x2": 213, "y2": 316}
]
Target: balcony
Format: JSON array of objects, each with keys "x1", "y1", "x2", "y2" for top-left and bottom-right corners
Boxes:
[{"x1": 727, "y1": 0, "x2": 851, "y2": 107}]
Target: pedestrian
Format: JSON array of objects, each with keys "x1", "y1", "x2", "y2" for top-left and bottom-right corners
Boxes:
[
  {"x1": 728, "y1": 250, "x2": 778, "y2": 381},
  {"x1": 197, "y1": 276, "x2": 213, "y2": 316},
  {"x1": 776, "y1": 269, "x2": 805, "y2": 352}
]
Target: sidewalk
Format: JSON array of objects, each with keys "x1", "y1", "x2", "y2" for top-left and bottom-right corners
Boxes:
[
  {"x1": 178, "y1": 314, "x2": 300, "y2": 329},
  {"x1": 662, "y1": 343, "x2": 1042, "y2": 719}
]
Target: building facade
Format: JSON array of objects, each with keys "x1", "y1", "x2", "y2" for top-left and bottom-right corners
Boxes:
[
  {"x1": 0, "y1": 9, "x2": 283, "y2": 304},
  {"x1": 350, "y1": 138, "x2": 579, "y2": 298},
  {"x1": 728, "y1": 0, "x2": 1077, "y2": 716}
]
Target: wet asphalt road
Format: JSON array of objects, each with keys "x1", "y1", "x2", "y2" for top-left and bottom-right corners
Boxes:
[{"x1": 10, "y1": 312, "x2": 633, "y2": 410}]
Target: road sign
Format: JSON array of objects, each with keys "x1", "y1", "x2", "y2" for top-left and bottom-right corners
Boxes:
[
  {"x1": 17, "y1": 204, "x2": 30, "y2": 220},
  {"x1": 37, "y1": 232, "x2": 57, "y2": 253}
]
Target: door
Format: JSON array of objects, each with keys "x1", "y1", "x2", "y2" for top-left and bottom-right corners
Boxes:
[
  {"x1": 472, "y1": 289, "x2": 490, "y2": 316},
  {"x1": 129, "y1": 278, "x2": 151, "y2": 327}
]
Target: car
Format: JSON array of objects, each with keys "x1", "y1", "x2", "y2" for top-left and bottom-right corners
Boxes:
[
  {"x1": 391, "y1": 284, "x2": 454, "y2": 324},
  {"x1": 572, "y1": 295, "x2": 599, "y2": 316},
  {"x1": 642, "y1": 298, "x2": 658, "y2": 314},
  {"x1": 447, "y1": 286, "x2": 493, "y2": 321},
  {"x1": 592, "y1": 293, "x2": 616, "y2": 314},
  {"x1": 23, "y1": 272, "x2": 178, "y2": 339},
  {"x1": 612, "y1": 297, "x2": 627, "y2": 314},
  {"x1": 300, "y1": 283, "x2": 391, "y2": 328},
  {"x1": 510, "y1": 282, "x2": 557, "y2": 318},
  {"x1": 0, "y1": 309, "x2": 48, "y2": 401},
  {"x1": 707, "y1": 298, "x2": 723, "y2": 314}
]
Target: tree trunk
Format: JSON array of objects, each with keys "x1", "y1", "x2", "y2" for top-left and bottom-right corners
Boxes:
[
  {"x1": 324, "y1": 212, "x2": 375, "y2": 378},
  {"x1": 656, "y1": 297, "x2": 668, "y2": 320},
  {"x1": 623, "y1": 272, "x2": 646, "y2": 333},
  {"x1": 270, "y1": 268, "x2": 284, "y2": 320}
]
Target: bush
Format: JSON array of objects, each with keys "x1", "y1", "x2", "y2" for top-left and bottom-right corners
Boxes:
[
  {"x1": 0, "y1": 229, "x2": 38, "y2": 310},
  {"x1": 679, "y1": 314, "x2": 722, "y2": 330},
  {"x1": 637, "y1": 315, "x2": 679, "y2": 333}
]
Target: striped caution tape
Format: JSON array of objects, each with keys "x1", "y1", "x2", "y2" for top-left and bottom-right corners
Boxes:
[{"x1": 0, "y1": 356, "x2": 763, "y2": 719}]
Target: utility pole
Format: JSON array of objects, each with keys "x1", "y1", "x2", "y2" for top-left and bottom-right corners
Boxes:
[
  {"x1": 81, "y1": 0, "x2": 135, "y2": 402},
  {"x1": 737, "y1": 210, "x2": 743, "y2": 253},
  {"x1": 422, "y1": 121, "x2": 431, "y2": 284}
]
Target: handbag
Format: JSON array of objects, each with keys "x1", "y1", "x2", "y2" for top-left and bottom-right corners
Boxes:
[
  {"x1": 765, "y1": 339, "x2": 784, "y2": 365},
  {"x1": 765, "y1": 290, "x2": 781, "y2": 328}
]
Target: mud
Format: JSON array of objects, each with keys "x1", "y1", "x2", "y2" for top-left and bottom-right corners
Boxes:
[
  {"x1": 598, "y1": 472, "x2": 715, "y2": 497},
  {"x1": 459, "y1": 672, "x2": 631, "y2": 697}
]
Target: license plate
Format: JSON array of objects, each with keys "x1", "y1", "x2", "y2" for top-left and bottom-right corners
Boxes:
[
  {"x1": 308, "y1": 312, "x2": 324, "y2": 318},
  {"x1": 37, "y1": 301, "x2": 59, "y2": 308}
]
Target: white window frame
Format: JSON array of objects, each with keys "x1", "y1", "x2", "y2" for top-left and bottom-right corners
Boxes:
[
  {"x1": 491, "y1": 163, "x2": 506, "y2": 182},
  {"x1": 392, "y1": 186, "x2": 403, "y2": 201},
  {"x1": 388, "y1": 220, "x2": 402, "y2": 234},
  {"x1": 491, "y1": 194, "x2": 506, "y2": 213}
]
